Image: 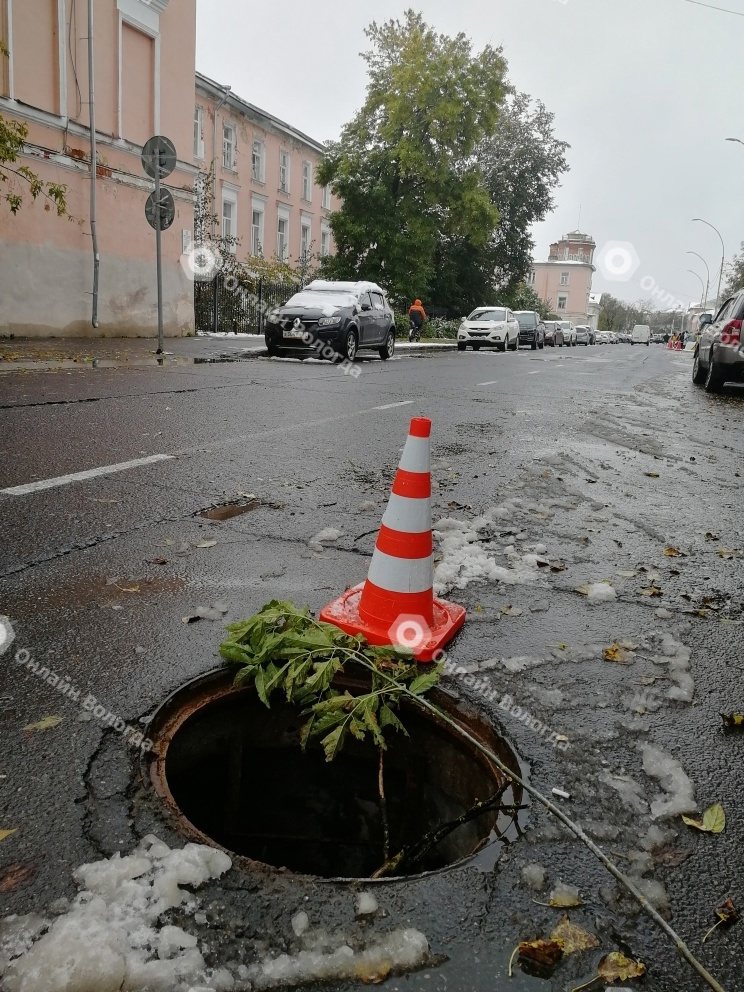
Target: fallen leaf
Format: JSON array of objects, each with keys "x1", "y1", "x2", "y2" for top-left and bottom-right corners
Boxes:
[
  {"x1": 517, "y1": 939, "x2": 563, "y2": 978},
  {"x1": 0, "y1": 863, "x2": 35, "y2": 891},
  {"x1": 194, "y1": 539, "x2": 217, "y2": 549},
  {"x1": 644, "y1": 471, "x2": 660, "y2": 478},
  {"x1": 640, "y1": 585, "x2": 663, "y2": 598},
  {"x1": 722, "y1": 713, "x2": 744, "y2": 729},
  {"x1": 682, "y1": 803, "x2": 725, "y2": 834},
  {"x1": 113, "y1": 584, "x2": 140, "y2": 593},
  {"x1": 145, "y1": 557, "x2": 169, "y2": 566},
  {"x1": 664, "y1": 546, "x2": 684, "y2": 557},
  {"x1": 0, "y1": 829, "x2": 17, "y2": 843},
  {"x1": 355, "y1": 961, "x2": 392, "y2": 984},
  {"x1": 500, "y1": 605, "x2": 523, "y2": 617},
  {"x1": 603, "y1": 643, "x2": 631, "y2": 664},
  {"x1": 23, "y1": 716, "x2": 63, "y2": 733},
  {"x1": 702, "y1": 898, "x2": 740, "y2": 943},
  {"x1": 598, "y1": 951, "x2": 646, "y2": 982},
  {"x1": 550, "y1": 916, "x2": 599, "y2": 955},
  {"x1": 550, "y1": 561, "x2": 567, "y2": 573}
]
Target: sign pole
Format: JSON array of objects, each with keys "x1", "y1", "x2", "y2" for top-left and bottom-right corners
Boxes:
[{"x1": 155, "y1": 162, "x2": 164, "y2": 354}]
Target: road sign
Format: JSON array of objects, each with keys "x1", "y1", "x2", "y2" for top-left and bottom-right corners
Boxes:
[
  {"x1": 145, "y1": 188, "x2": 175, "y2": 231},
  {"x1": 141, "y1": 135, "x2": 177, "y2": 180}
]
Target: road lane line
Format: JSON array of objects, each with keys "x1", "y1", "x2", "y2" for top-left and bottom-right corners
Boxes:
[
  {"x1": 477, "y1": 380, "x2": 499, "y2": 386},
  {"x1": 1, "y1": 454, "x2": 175, "y2": 496},
  {"x1": 373, "y1": 400, "x2": 415, "y2": 410}
]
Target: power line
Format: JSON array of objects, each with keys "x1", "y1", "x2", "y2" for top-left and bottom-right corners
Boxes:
[{"x1": 684, "y1": 0, "x2": 744, "y2": 16}]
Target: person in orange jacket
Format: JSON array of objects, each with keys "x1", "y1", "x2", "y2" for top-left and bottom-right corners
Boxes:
[{"x1": 408, "y1": 299, "x2": 427, "y2": 341}]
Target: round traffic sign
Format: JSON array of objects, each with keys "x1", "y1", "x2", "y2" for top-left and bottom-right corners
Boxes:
[
  {"x1": 141, "y1": 135, "x2": 177, "y2": 180},
  {"x1": 145, "y1": 188, "x2": 175, "y2": 231}
]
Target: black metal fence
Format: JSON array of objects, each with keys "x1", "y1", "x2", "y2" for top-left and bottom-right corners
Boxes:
[{"x1": 194, "y1": 275, "x2": 297, "y2": 335}]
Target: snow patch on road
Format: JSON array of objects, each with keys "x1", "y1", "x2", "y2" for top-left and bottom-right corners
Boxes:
[{"x1": 640, "y1": 745, "x2": 696, "y2": 820}]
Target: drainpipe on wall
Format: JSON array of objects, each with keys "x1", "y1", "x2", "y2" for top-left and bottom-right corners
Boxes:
[
  {"x1": 87, "y1": 0, "x2": 99, "y2": 328},
  {"x1": 210, "y1": 84, "x2": 231, "y2": 239}
]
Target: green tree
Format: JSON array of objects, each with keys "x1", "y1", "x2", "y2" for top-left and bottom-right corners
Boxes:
[
  {"x1": 502, "y1": 282, "x2": 553, "y2": 319},
  {"x1": 1, "y1": 41, "x2": 66, "y2": 216},
  {"x1": 722, "y1": 242, "x2": 744, "y2": 298},
  {"x1": 317, "y1": 10, "x2": 507, "y2": 306}
]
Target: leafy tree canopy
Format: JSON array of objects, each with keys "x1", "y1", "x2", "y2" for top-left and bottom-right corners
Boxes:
[{"x1": 722, "y1": 242, "x2": 744, "y2": 299}]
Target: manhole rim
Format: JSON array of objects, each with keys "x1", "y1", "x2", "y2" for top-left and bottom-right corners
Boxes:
[{"x1": 142, "y1": 666, "x2": 526, "y2": 884}]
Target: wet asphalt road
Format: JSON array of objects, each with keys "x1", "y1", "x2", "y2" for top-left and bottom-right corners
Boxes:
[{"x1": 0, "y1": 343, "x2": 743, "y2": 992}]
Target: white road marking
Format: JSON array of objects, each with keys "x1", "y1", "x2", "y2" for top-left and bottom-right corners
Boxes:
[
  {"x1": 373, "y1": 400, "x2": 415, "y2": 411},
  {"x1": 2, "y1": 454, "x2": 175, "y2": 497},
  {"x1": 528, "y1": 371, "x2": 540, "y2": 375},
  {"x1": 477, "y1": 380, "x2": 500, "y2": 386}
]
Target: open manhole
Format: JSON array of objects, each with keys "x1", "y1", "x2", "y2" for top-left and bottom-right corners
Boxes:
[{"x1": 146, "y1": 669, "x2": 525, "y2": 881}]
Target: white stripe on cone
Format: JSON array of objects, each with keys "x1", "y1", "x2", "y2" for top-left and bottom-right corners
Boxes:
[
  {"x1": 398, "y1": 435, "x2": 431, "y2": 474},
  {"x1": 367, "y1": 549, "x2": 434, "y2": 594},
  {"x1": 381, "y1": 493, "x2": 432, "y2": 534}
]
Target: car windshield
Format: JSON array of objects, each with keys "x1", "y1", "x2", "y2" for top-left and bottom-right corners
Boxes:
[
  {"x1": 514, "y1": 313, "x2": 536, "y2": 328},
  {"x1": 469, "y1": 309, "x2": 506, "y2": 322},
  {"x1": 284, "y1": 291, "x2": 356, "y2": 310}
]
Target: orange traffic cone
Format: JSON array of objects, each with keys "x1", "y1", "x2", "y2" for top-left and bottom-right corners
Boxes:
[{"x1": 319, "y1": 417, "x2": 465, "y2": 662}]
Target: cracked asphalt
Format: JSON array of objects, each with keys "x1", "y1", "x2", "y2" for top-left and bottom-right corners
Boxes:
[{"x1": 0, "y1": 343, "x2": 743, "y2": 991}]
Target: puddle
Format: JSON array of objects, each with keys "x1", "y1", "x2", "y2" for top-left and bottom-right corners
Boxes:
[{"x1": 146, "y1": 669, "x2": 526, "y2": 881}]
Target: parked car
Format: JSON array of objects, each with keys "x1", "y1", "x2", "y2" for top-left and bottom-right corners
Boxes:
[
  {"x1": 631, "y1": 324, "x2": 651, "y2": 346},
  {"x1": 575, "y1": 325, "x2": 592, "y2": 346},
  {"x1": 513, "y1": 311, "x2": 546, "y2": 350},
  {"x1": 264, "y1": 280, "x2": 395, "y2": 361},
  {"x1": 558, "y1": 320, "x2": 576, "y2": 346},
  {"x1": 692, "y1": 292, "x2": 744, "y2": 392},
  {"x1": 543, "y1": 321, "x2": 565, "y2": 347},
  {"x1": 457, "y1": 306, "x2": 519, "y2": 352}
]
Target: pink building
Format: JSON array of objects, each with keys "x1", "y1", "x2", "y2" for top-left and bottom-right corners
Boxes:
[
  {"x1": 194, "y1": 73, "x2": 336, "y2": 268},
  {"x1": 0, "y1": 0, "x2": 198, "y2": 338},
  {"x1": 530, "y1": 231, "x2": 596, "y2": 325}
]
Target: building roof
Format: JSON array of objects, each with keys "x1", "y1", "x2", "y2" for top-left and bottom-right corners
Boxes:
[{"x1": 195, "y1": 71, "x2": 328, "y2": 155}]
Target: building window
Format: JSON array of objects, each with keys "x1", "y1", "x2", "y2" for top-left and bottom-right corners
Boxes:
[
  {"x1": 279, "y1": 150, "x2": 290, "y2": 193},
  {"x1": 251, "y1": 200, "x2": 265, "y2": 256},
  {"x1": 321, "y1": 224, "x2": 331, "y2": 257},
  {"x1": 302, "y1": 161, "x2": 312, "y2": 202},
  {"x1": 222, "y1": 190, "x2": 237, "y2": 246},
  {"x1": 300, "y1": 219, "x2": 312, "y2": 260},
  {"x1": 252, "y1": 139, "x2": 265, "y2": 182},
  {"x1": 557, "y1": 295, "x2": 567, "y2": 311},
  {"x1": 560, "y1": 271, "x2": 570, "y2": 287},
  {"x1": 528, "y1": 271, "x2": 535, "y2": 285},
  {"x1": 322, "y1": 185, "x2": 331, "y2": 210},
  {"x1": 223, "y1": 124, "x2": 236, "y2": 170},
  {"x1": 194, "y1": 107, "x2": 205, "y2": 159},
  {"x1": 277, "y1": 210, "x2": 290, "y2": 261}
]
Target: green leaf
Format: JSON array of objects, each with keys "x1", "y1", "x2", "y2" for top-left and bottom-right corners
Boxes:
[
  {"x1": 682, "y1": 803, "x2": 725, "y2": 834},
  {"x1": 220, "y1": 643, "x2": 254, "y2": 665},
  {"x1": 380, "y1": 704, "x2": 408, "y2": 736},
  {"x1": 321, "y1": 724, "x2": 346, "y2": 762},
  {"x1": 408, "y1": 664, "x2": 443, "y2": 696},
  {"x1": 254, "y1": 667, "x2": 270, "y2": 708}
]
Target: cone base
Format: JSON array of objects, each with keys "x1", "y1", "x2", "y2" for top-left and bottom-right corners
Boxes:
[{"x1": 319, "y1": 582, "x2": 466, "y2": 663}]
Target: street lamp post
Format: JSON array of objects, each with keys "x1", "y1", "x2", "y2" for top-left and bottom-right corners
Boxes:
[
  {"x1": 686, "y1": 268, "x2": 705, "y2": 305},
  {"x1": 684, "y1": 251, "x2": 710, "y2": 306},
  {"x1": 692, "y1": 217, "x2": 725, "y2": 311}
]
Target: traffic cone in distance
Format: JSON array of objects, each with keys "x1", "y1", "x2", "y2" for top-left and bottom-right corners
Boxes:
[{"x1": 319, "y1": 416, "x2": 465, "y2": 662}]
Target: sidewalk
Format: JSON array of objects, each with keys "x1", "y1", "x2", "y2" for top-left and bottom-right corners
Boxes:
[{"x1": 0, "y1": 333, "x2": 457, "y2": 371}]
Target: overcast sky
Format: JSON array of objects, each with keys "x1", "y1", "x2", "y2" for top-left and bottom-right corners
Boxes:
[{"x1": 197, "y1": 0, "x2": 744, "y2": 308}]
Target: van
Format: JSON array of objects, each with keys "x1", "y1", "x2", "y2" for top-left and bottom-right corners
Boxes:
[{"x1": 631, "y1": 324, "x2": 651, "y2": 346}]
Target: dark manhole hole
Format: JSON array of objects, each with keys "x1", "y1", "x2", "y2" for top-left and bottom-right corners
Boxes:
[
  {"x1": 198, "y1": 499, "x2": 265, "y2": 521},
  {"x1": 146, "y1": 670, "x2": 525, "y2": 880}
]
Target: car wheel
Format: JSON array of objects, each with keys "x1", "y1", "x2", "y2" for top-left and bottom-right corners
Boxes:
[
  {"x1": 338, "y1": 328, "x2": 358, "y2": 363},
  {"x1": 692, "y1": 348, "x2": 706, "y2": 385},
  {"x1": 457, "y1": 342, "x2": 466, "y2": 352},
  {"x1": 510, "y1": 335, "x2": 518, "y2": 352},
  {"x1": 379, "y1": 330, "x2": 395, "y2": 360},
  {"x1": 704, "y1": 352, "x2": 725, "y2": 393}
]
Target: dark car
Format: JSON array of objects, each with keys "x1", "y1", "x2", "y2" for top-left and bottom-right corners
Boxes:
[
  {"x1": 264, "y1": 280, "x2": 395, "y2": 362},
  {"x1": 513, "y1": 310, "x2": 545, "y2": 350},
  {"x1": 692, "y1": 290, "x2": 744, "y2": 393},
  {"x1": 543, "y1": 320, "x2": 565, "y2": 347}
]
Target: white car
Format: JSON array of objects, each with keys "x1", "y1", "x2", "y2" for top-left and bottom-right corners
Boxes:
[
  {"x1": 631, "y1": 324, "x2": 651, "y2": 346},
  {"x1": 575, "y1": 325, "x2": 591, "y2": 346},
  {"x1": 457, "y1": 307, "x2": 519, "y2": 352},
  {"x1": 557, "y1": 320, "x2": 576, "y2": 346}
]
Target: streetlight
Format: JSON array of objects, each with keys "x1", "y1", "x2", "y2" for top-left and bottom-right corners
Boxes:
[
  {"x1": 687, "y1": 268, "x2": 705, "y2": 305},
  {"x1": 692, "y1": 217, "x2": 724, "y2": 311},
  {"x1": 726, "y1": 137, "x2": 744, "y2": 147},
  {"x1": 684, "y1": 251, "x2": 710, "y2": 305}
]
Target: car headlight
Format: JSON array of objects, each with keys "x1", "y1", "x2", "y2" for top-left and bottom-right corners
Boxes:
[{"x1": 318, "y1": 316, "x2": 341, "y2": 326}]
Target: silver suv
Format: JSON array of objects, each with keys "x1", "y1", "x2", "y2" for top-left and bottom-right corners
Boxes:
[{"x1": 692, "y1": 291, "x2": 744, "y2": 392}]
